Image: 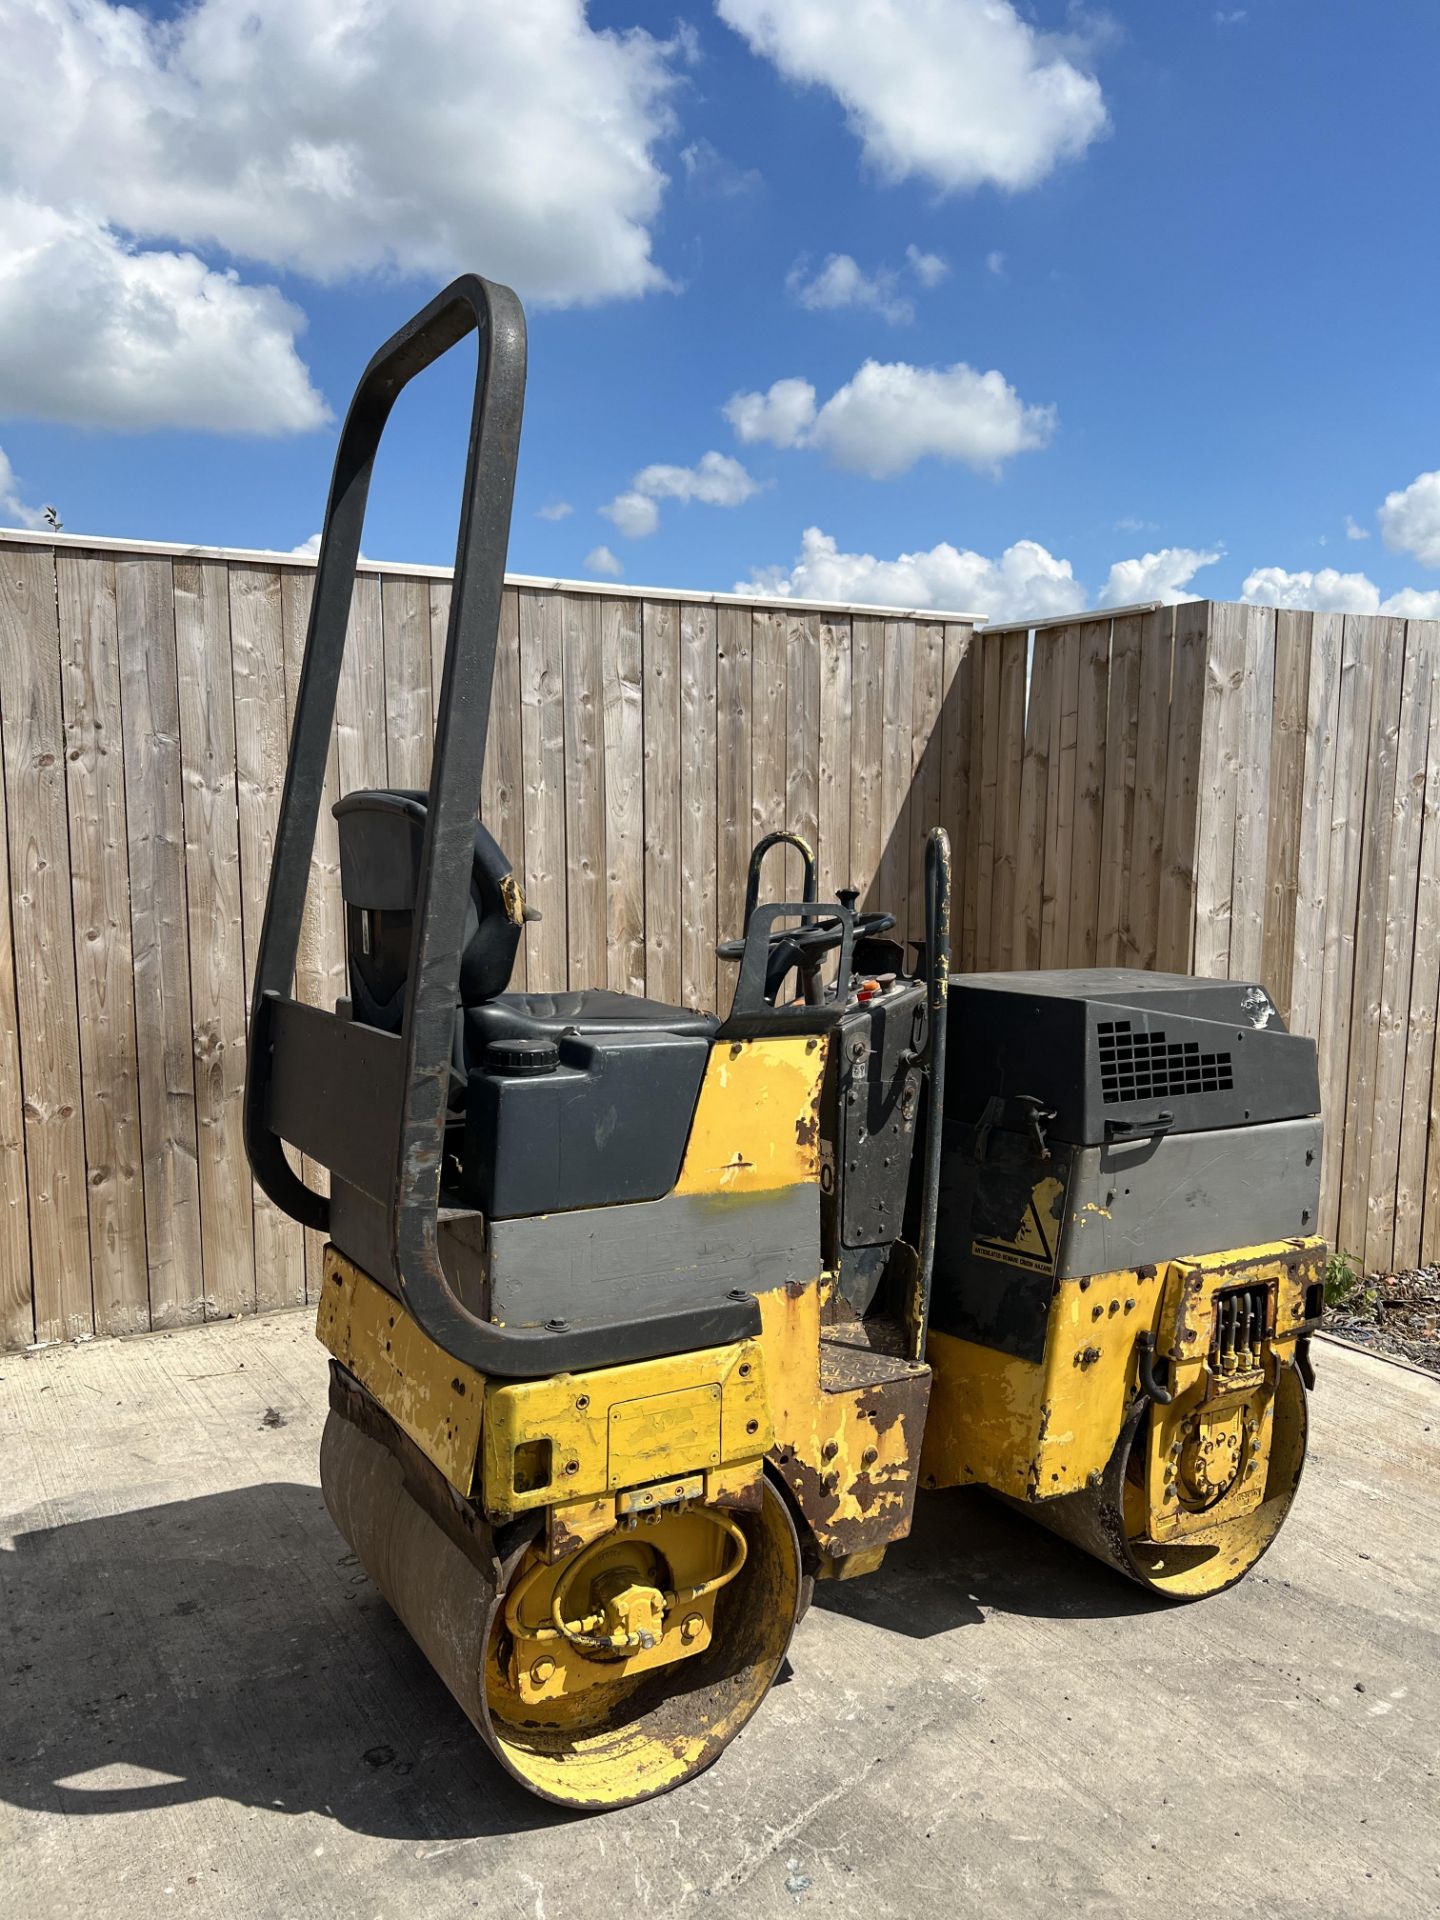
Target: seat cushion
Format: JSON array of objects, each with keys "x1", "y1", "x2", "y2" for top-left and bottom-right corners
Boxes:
[{"x1": 467, "y1": 989, "x2": 719, "y2": 1048}]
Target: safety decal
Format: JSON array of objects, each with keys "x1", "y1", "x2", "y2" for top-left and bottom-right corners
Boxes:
[{"x1": 971, "y1": 1174, "x2": 1065, "y2": 1276}]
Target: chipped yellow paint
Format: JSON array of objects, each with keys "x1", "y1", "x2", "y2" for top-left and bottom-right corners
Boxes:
[
  {"x1": 920, "y1": 1237, "x2": 1324, "y2": 1504},
  {"x1": 920, "y1": 1328, "x2": 1040, "y2": 1499},
  {"x1": 482, "y1": 1339, "x2": 770, "y2": 1520},
  {"x1": 756, "y1": 1278, "x2": 928, "y2": 1556},
  {"x1": 673, "y1": 1035, "x2": 828, "y2": 1194},
  {"x1": 315, "y1": 1247, "x2": 485, "y2": 1495}
]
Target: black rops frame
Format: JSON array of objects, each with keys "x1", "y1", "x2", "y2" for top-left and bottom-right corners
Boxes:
[{"x1": 243, "y1": 274, "x2": 759, "y2": 1378}]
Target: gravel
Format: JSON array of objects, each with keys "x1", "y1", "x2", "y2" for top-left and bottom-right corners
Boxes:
[{"x1": 1324, "y1": 1262, "x2": 1440, "y2": 1376}]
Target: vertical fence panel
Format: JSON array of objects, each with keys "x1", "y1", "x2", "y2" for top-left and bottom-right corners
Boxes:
[
  {"x1": 907, "y1": 622, "x2": 945, "y2": 948},
  {"x1": 1364, "y1": 622, "x2": 1434, "y2": 1270},
  {"x1": 680, "y1": 603, "x2": 717, "y2": 1011},
  {"x1": 1, "y1": 545, "x2": 93, "y2": 1342},
  {"x1": 58, "y1": 553, "x2": 148, "y2": 1335},
  {"x1": 876, "y1": 620, "x2": 916, "y2": 942},
  {"x1": 1066, "y1": 621, "x2": 1110, "y2": 968},
  {"x1": 1156, "y1": 602, "x2": 1208, "y2": 973},
  {"x1": 1127, "y1": 607, "x2": 1175, "y2": 973},
  {"x1": 1096, "y1": 612, "x2": 1141, "y2": 968},
  {"x1": 1316, "y1": 615, "x2": 1374, "y2": 1244},
  {"x1": 9, "y1": 533, "x2": 1440, "y2": 1344},
  {"x1": 849, "y1": 616, "x2": 885, "y2": 913},
  {"x1": 1013, "y1": 632, "x2": 1054, "y2": 971},
  {"x1": 0, "y1": 552, "x2": 32, "y2": 1344},
  {"x1": 562, "y1": 593, "x2": 606, "y2": 992},
  {"x1": 817, "y1": 619, "x2": 853, "y2": 910},
  {"x1": 750, "y1": 609, "x2": 788, "y2": 901},
  {"x1": 1192, "y1": 602, "x2": 1246, "y2": 978},
  {"x1": 230, "y1": 565, "x2": 306, "y2": 1311},
  {"x1": 1262, "y1": 610, "x2": 1312, "y2": 1017},
  {"x1": 176, "y1": 559, "x2": 255, "y2": 1321},
  {"x1": 519, "y1": 590, "x2": 567, "y2": 991},
  {"x1": 1396, "y1": 622, "x2": 1440, "y2": 1271},
  {"x1": 714, "y1": 607, "x2": 752, "y2": 1009},
  {"x1": 1289, "y1": 612, "x2": 1343, "y2": 1051},
  {"x1": 938, "y1": 624, "x2": 974, "y2": 952},
  {"x1": 1229, "y1": 604, "x2": 1277, "y2": 985},
  {"x1": 603, "y1": 595, "x2": 645, "y2": 1001},
  {"x1": 643, "y1": 600, "x2": 681, "y2": 1005},
  {"x1": 116, "y1": 557, "x2": 203, "y2": 1328},
  {"x1": 482, "y1": 585, "x2": 528, "y2": 992},
  {"x1": 381, "y1": 576, "x2": 432, "y2": 791},
  {"x1": 1337, "y1": 619, "x2": 1405, "y2": 1260}
]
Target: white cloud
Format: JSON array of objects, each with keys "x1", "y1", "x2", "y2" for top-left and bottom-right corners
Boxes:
[
  {"x1": 1379, "y1": 470, "x2": 1440, "y2": 568},
  {"x1": 905, "y1": 245, "x2": 949, "y2": 289},
  {"x1": 0, "y1": 0, "x2": 684, "y2": 309},
  {"x1": 1240, "y1": 566, "x2": 1381, "y2": 614},
  {"x1": 1344, "y1": 514, "x2": 1369, "y2": 541},
  {"x1": 786, "y1": 244, "x2": 950, "y2": 324},
  {"x1": 584, "y1": 544, "x2": 624, "y2": 578},
  {"x1": 537, "y1": 500, "x2": 574, "y2": 521},
  {"x1": 1378, "y1": 587, "x2": 1440, "y2": 619},
  {"x1": 725, "y1": 359, "x2": 1053, "y2": 478},
  {"x1": 1099, "y1": 546, "x2": 1221, "y2": 608},
  {"x1": 1242, "y1": 563, "x2": 1440, "y2": 617},
  {"x1": 601, "y1": 451, "x2": 761, "y2": 539},
  {"x1": 291, "y1": 530, "x2": 371, "y2": 561},
  {"x1": 717, "y1": 0, "x2": 1108, "y2": 193},
  {"x1": 601, "y1": 490, "x2": 661, "y2": 539},
  {"x1": 814, "y1": 359, "x2": 1054, "y2": 478},
  {"x1": 787, "y1": 254, "x2": 912, "y2": 325},
  {"x1": 633, "y1": 450, "x2": 761, "y2": 507},
  {"x1": 724, "y1": 377, "x2": 818, "y2": 450},
  {"x1": 985, "y1": 249, "x2": 1007, "y2": 277},
  {"x1": 735, "y1": 526, "x2": 1084, "y2": 621},
  {"x1": 0, "y1": 444, "x2": 48, "y2": 530},
  {"x1": 0, "y1": 196, "x2": 329, "y2": 433}
]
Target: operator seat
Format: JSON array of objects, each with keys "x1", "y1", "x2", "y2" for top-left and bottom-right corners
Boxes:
[
  {"x1": 333, "y1": 788, "x2": 718, "y2": 1045},
  {"x1": 333, "y1": 789, "x2": 717, "y2": 1220}
]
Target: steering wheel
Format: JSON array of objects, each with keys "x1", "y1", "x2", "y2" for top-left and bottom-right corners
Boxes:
[{"x1": 716, "y1": 907, "x2": 899, "y2": 1004}]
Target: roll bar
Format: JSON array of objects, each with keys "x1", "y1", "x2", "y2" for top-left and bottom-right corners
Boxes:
[{"x1": 243, "y1": 274, "x2": 759, "y2": 1376}]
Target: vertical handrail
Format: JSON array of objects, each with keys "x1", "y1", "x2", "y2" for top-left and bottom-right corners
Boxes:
[{"x1": 911, "y1": 827, "x2": 951, "y2": 1363}]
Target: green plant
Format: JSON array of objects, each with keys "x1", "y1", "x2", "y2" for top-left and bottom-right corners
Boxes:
[{"x1": 1323, "y1": 1247, "x2": 1363, "y2": 1308}]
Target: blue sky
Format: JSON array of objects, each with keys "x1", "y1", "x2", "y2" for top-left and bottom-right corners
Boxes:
[{"x1": 2, "y1": 0, "x2": 1439, "y2": 620}]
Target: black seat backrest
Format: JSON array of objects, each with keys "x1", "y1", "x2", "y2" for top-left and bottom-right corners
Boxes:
[{"x1": 334, "y1": 789, "x2": 522, "y2": 1031}]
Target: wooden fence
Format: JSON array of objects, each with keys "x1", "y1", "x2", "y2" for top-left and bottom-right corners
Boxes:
[{"x1": 0, "y1": 533, "x2": 1435, "y2": 1348}]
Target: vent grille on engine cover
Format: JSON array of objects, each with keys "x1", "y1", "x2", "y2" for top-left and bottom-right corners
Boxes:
[{"x1": 1097, "y1": 1019, "x2": 1233, "y2": 1106}]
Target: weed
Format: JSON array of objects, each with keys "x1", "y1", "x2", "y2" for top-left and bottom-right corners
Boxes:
[{"x1": 1323, "y1": 1247, "x2": 1363, "y2": 1308}]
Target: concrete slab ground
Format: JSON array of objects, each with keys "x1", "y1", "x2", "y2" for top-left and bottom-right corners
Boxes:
[{"x1": 2, "y1": 1312, "x2": 1436, "y2": 1920}]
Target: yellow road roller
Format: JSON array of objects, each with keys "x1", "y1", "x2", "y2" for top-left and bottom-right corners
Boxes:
[{"x1": 244, "y1": 274, "x2": 1325, "y2": 1810}]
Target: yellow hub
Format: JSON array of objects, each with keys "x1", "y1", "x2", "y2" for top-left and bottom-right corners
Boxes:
[
  {"x1": 483, "y1": 1477, "x2": 802, "y2": 1808},
  {"x1": 496, "y1": 1507, "x2": 746, "y2": 1704}
]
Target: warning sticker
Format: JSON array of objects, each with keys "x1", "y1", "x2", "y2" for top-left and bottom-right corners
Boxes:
[{"x1": 971, "y1": 1174, "x2": 1064, "y2": 1276}]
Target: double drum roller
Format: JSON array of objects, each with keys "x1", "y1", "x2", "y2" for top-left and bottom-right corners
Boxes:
[{"x1": 244, "y1": 272, "x2": 1324, "y2": 1808}]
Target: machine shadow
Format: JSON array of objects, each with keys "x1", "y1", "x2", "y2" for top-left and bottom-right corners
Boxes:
[
  {"x1": 0, "y1": 1482, "x2": 570, "y2": 1844},
  {"x1": 809, "y1": 1484, "x2": 1161, "y2": 1638}
]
